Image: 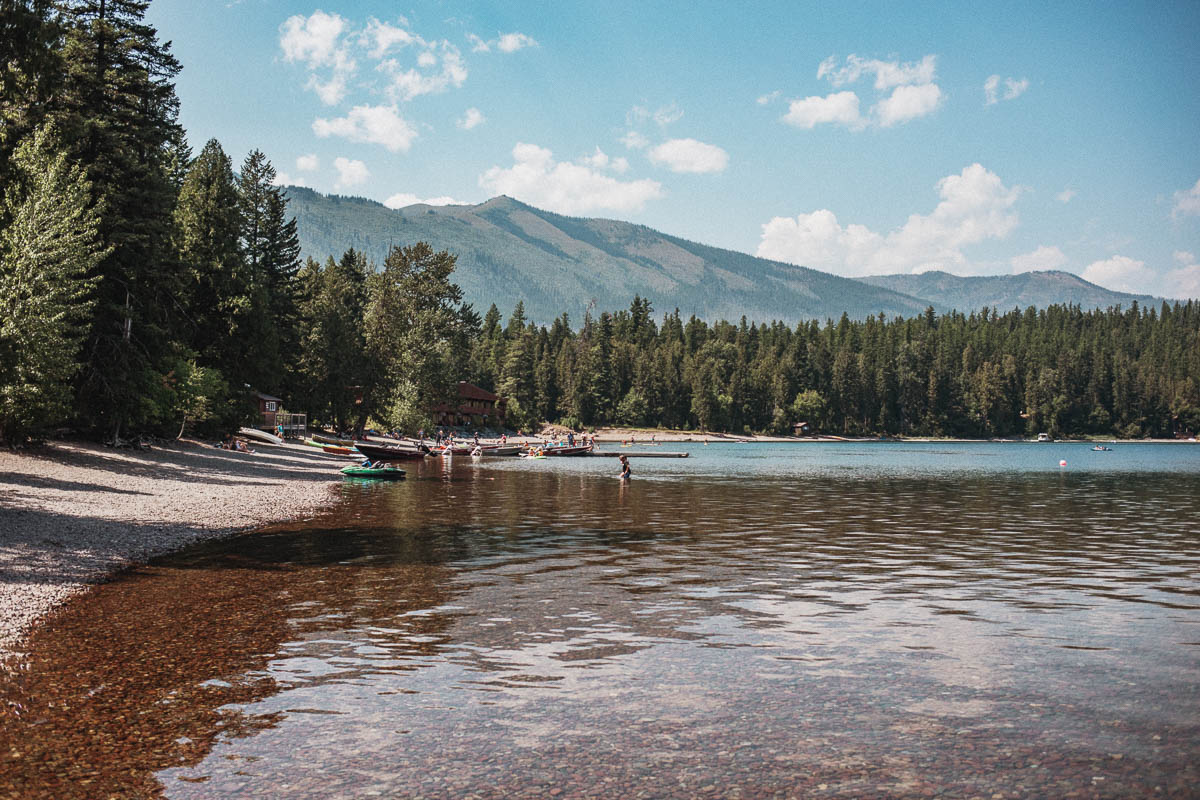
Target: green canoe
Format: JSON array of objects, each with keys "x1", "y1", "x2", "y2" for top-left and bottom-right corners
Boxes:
[{"x1": 340, "y1": 466, "x2": 406, "y2": 479}]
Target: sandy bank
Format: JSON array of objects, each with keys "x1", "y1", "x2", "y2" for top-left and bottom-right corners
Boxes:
[{"x1": 0, "y1": 439, "x2": 348, "y2": 657}]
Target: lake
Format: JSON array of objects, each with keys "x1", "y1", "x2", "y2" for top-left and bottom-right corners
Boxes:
[{"x1": 2, "y1": 442, "x2": 1198, "y2": 798}]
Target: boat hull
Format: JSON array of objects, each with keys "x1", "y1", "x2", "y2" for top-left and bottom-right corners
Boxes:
[
  {"x1": 312, "y1": 433, "x2": 356, "y2": 447},
  {"x1": 354, "y1": 443, "x2": 428, "y2": 461}
]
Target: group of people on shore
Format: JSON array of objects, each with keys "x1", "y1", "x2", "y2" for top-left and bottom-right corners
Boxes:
[{"x1": 217, "y1": 435, "x2": 254, "y2": 453}]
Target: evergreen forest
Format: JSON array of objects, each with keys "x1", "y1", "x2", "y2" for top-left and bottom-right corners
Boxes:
[{"x1": 1, "y1": 1, "x2": 1198, "y2": 444}]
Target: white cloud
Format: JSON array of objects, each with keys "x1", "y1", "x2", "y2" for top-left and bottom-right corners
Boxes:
[
  {"x1": 790, "y1": 53, "x2": 940, "y2": 130},
  {"x1": 280, "y1": 11, "x2": 356, "y2": 105},
  {"x1": 818, "y1": 54, "x2": 937, "y2": 90},
  {"x1": 380, "y1": 41, "x2": 467, "y2": 101},
  {"x1": 757, "y1": 90, "x2": 781, "y2": 106},
  {"x1": 983, "y1": 75, "x2": 1000, "y2": 105},
  {"x1": 280, "y1": 11, "x2": 345, "y2": 67},
  {"x1": 366, "y1": 19, "x2": 418, "y2": 59},
  {"x1": 497, "y1": 32, "x2": 537, "y2": 53},
  {"x1": 1057, "y1": 188, "x2": 1076, "y2": 204},
  {"x1": 384, "y1": 193, "x2": 466, "y2": 208},
  {"x1": 333, "y1": 157, "x2": 369, "y2": 189},
  {"x1": 1081, "y1": 255, "x2": 1154, "y2": 294},
  {"x1": 874, "y1": 83, "x2": 942, "y2": 127},
  {"x1": 313, "y1": 105, "x2": 418, "y2": 152},
  {"x1": 296, "y1": 153, "x2": 319, "y2": 172},
  {"x1": 756, "y1": 163, "x2": 1020, "y2": 277},
  {"x1": 458, "y1": 107, "x2": 486, "y2": 130},
  {"x1": 627, "y1": 103, "x2": 682, "y2": 128},
  {"x1": 1172, "y1": 178, "x2": 1200, "y2": 219},
  {"x1": 469, "y1": 32, "x2": 537, "y2": 53},
  {"x1": 1011, "y1": 245, "x2": 1067, "y2": 273},
  {"x1": 985, "y1": 74, "x2": 1029, "y2": 105},
  {"x1": 281, "y1": 13, "x2": 479, "y2": 106},
  {"x1": 781, "y1": 91, "x2": 862, "y2": 129},
  {"x1": 620, "y1": 130, "x2": 650, "y2": 150},
  {"x1": 272, "y1": 172, "x2": 307, "y2": 188},
  {"x1": 1004, "y1": 77, "x2": 1029, "y2": 101},
  {"x1": 1165, "y1": 252, "x2": 1200, "y2": 299},
  {"x1": 479, "y1": 142, "x2": 664, "y2": 215},
  {"x1": 647, "y1": 138, "x2": 729, "y2": 174},
  {"x1": 582, "y1": 148, "x2": 631, "y2": 174}
]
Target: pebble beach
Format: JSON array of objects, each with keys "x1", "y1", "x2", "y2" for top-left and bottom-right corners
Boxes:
[{"x1": 0, "y1": 439, "x2": 344, "y2": 657}]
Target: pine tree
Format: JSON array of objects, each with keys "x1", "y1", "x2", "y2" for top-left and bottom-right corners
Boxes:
[
  {"x1": 0, "y1": 126, "x2": 105, "y2": 442},
  {"x1": 175, "y1": 139, "x2": 257, "y2": 395},
  {"x1": 237, "y1": 150, "x2": 300, "y2": 393},
  {"x1": 298, "y1": 250, "x2": 368, "y2": 429},
  {"x1": 54, "y1": 0, "x2": 183, "y2": 438},
  {"x1": 0, "y1": 0, "x2": 61, "y2": 185}
]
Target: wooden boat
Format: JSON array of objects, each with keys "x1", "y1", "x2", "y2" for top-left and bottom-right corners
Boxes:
[
  {"x1": 481, "y1": 444, "x2": 523, "y2": 456},
  {"x1": 354, "y1": 442, "x2": 428, "y2": 461},
  {"x1": 322, "y1": 444, "x2": 355, "y2": 455},
  {"x1": 340, "y1": 465, "x2": 406, "y2": 479},
  {"x1": 543, "y1": 444, "x2": 594, "y2": 456},
  {"x1": 312, "y1": 432, "x2": 356, "y2": 447}
]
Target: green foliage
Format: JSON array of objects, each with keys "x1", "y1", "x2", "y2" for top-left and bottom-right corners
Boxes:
[
  {"x1": 361, "y1": 242, "x2": 468, "y2": 433},
  {"x1": 790, "y1": 390, "x2": 827, "y2": 430},
  {"x1": 0, "y1": 126, "x2": 104, "y2": 442},
  {"x1": 297, "y1": 250, "x2": 368, "y2": 430},
  {"x1": 172, "y1": 359, "x2": 228, "y2": 439},
  {"x1": 616, "y1": 389, "x2": 649, "y2": 427},
  {"x1": 454, "y1": 301, "x2": 1200, "y2": 439}
]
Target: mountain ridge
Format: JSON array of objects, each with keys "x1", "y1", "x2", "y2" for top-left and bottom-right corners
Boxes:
[
  {"x1": 283, "y1": 187, "x2": 1160, "y2": 323},
  {"x1": 859, "y1": 270, "x2": 1160, "y2": 314}
]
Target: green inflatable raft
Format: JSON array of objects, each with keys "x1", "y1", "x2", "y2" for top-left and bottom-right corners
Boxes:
[{"x1": 340, "y1": 465, "x2": 406, "y2": 479}]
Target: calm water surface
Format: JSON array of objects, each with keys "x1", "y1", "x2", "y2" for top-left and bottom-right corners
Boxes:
[{"x1": 2, "y1": 442, "x2": 1198, "y2": 798}]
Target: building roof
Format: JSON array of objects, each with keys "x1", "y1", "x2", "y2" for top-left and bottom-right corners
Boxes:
[
  {"x1": 457, "y1": 381, "x2": 499, "y2": 402},
  {"x1": 255, "y1": 391, "x2": 283, "y2": 402}
]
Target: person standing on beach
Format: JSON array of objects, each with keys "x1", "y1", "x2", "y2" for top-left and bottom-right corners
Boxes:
[{"x1": 619, "y1": 454, "x2": 631, "y2": 481}]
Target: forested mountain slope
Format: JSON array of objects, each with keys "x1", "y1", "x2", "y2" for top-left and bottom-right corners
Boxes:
[{"x1": 284, "y1": 189, "x2": 930, "y2": 323}]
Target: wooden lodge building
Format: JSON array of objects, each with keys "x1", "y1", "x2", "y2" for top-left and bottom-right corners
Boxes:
[
  {"x1": 434, "y1": 382, "x2": 507, "y2": 428},
  {"x1": 254, "y1": 391, "x2": 306, "y2": 438}
]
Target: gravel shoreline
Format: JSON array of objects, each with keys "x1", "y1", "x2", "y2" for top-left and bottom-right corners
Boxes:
[{"x1": 0, "y1": 439, "x2": 346, "y2": 658}]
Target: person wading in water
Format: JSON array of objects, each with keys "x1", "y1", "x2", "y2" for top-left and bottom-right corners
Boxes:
[{"x1": 619, "y1": 454, "x2": 631, "y2": 481}]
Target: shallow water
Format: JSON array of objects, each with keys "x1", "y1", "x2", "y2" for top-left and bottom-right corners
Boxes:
[{"x1": 2, "y1": 442, "x2": 1198, "y2": 798}]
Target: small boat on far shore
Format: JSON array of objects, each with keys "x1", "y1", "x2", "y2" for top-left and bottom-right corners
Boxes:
[
  {"x1": 312, "y1": 432, "x2": 356, "y2": 447},
  {"x1": 1092, "y1": 445, "x2": 1113, "y2": 451}
]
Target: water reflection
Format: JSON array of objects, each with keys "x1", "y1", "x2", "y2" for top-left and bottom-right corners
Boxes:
[{"x1": 2, "y1": 447, "x2": 1198, "y2": 798}]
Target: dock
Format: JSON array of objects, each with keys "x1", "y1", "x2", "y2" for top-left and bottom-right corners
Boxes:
[{"x1": 588, "y1": 450, "x2": 689, "y2": 458}]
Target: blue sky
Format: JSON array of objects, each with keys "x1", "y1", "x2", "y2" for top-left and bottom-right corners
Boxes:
[{"x1": 147, "y1": 0, "x2": 1200, "y2": 297}]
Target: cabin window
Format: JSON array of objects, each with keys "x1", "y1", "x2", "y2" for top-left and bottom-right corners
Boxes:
[{"x1": 265, "y1": 401, "x2": 277, "y2": 412}]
